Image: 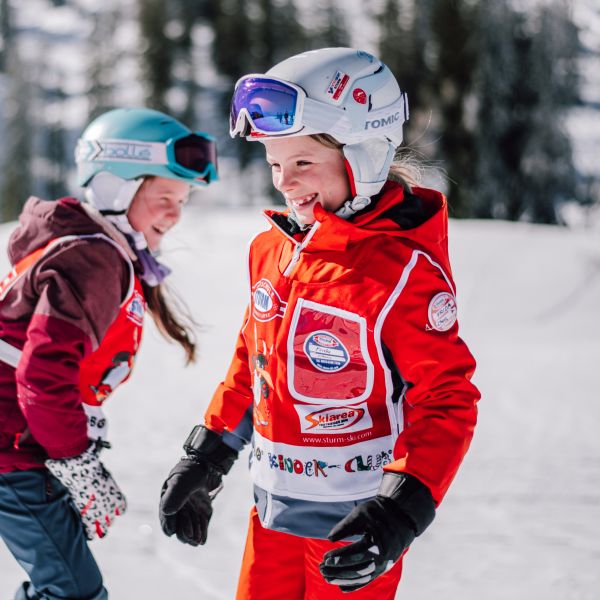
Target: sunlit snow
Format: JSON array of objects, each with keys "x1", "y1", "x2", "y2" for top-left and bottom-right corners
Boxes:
[{"x1": 1, "y1": 196, "x2": 598, "y2": 599}]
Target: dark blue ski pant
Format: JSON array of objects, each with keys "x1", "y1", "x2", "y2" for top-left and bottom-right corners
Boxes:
[{"x1": 0, "y1": 469, "x2": 108, "y2": 600}]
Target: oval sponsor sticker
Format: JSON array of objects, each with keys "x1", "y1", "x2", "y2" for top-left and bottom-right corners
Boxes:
[
  {"x1": 428, "y1": 292, "x2": 457, "y2": 332},
  {"x1": 303, "y1": 331, "x2": 350, "y2": 372},
  {"x1": 304, "y1": 406, "x2": 365, "y2": 431},
  {"x1": 294, "y1": 401, "x2": 373, "y2": 434}
]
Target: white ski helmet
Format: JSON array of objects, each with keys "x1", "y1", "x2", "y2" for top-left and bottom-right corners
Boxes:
[{"x1": 230, "y1": 47, "x2": 409, "y2": 212}]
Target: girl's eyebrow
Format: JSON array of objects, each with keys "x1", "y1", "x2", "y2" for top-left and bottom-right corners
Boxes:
[{"x1": 266, "y1": 152, "x2": 316, "y2": 162}]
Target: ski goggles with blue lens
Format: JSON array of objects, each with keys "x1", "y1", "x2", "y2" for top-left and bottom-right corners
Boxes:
[
  {"x1": 77, "y1": 132, "x2": 218, "y2": 183},
  {"x1": 230, "y1": 75, "x2": 346, "y2": 138}
]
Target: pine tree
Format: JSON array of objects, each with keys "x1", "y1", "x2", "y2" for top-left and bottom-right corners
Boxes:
[
  {"x1": 429, "y1": 0, "x2": 478, "y2": 217},
  {"x1": 0, "y1": 0, "x2": 11, "y2": 73},
  {"x1": 138, "y1": 0, "x2": 174, "y2": 113},
  {"x1": 306, "y1": 0, "x2": 349, "y2": 49},
  {"x1": 377, "y1": 0, "x2": 435, "y2": 152},
  {"x1": 44, "y1": 117, "x2": 68, "y2": 201},
  {"x1": 0, "y1": 38, "x2": 33, "y2": 222},
  {"x1": 209, "y1": 0, "x2": 305, "y2": 172},
  {"x1": 254, "y1": 0, "x2": 306, "y2": 71},
  {"x1": 207, "y1": 0, "x2": 256, "y2": 169},
  {"x1": 472, "y1": 0, "x2": 579, "y2": 223},
  {"x1": 85, "y1": 7, "x2": 121, "y2": 121},
  {"x1": 521, "y1": 0, "x2": 579, "y2": 223}
]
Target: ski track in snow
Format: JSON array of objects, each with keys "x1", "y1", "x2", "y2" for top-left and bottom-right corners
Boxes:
[{"x1": 1, "y1": 207, "x2": 599, "y2": 599}]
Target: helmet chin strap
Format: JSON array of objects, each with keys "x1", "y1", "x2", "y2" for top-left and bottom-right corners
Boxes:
[
  {"x1": 336, "y1": 138, "x2": 396, "y2": 220},
  {"x1": 82, "y1": 171, "x2": 173, "y2": 287},
  {"x1": 84, "y1": 172, "x2": 147, "y2": 249}
]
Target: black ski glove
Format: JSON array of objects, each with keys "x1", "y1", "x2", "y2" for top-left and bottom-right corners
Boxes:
[
  {"x1": 159, "y1": 426, "x2": 238, "y2": 546},
  {"x1": 319, "y1": 472, "x2": 436, "y2": 593}
]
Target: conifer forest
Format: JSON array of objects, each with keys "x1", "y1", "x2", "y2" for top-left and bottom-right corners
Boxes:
[{"x1": 0, "y1": 0, "x2": 598, "y2": 224}]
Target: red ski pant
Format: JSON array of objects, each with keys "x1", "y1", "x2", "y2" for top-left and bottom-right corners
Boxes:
[{"x1": 235, "y1": 506, "x2": 404, "y2": 600}]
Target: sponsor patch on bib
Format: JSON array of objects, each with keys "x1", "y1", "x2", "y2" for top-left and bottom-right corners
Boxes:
[
  {"x1": 427, "y1": 292, "x2": 457, "y2": 332},
  {"x1": 294, "y1": 402, "x2": 373, "y2": 434},
  {"x1": 303, "y1": 331, "x2": 349, "y2": 372}
]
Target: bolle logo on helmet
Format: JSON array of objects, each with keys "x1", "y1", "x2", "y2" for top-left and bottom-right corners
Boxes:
[
  {"x1": 98, "y1": 141, "x2": 153, "y2": 162},
  {"x1": 76, "y1": 139, "x2": 155, "y2": 163},
  {"x1": 364, "y1": 112, "x2": 402, "y2": 130}
]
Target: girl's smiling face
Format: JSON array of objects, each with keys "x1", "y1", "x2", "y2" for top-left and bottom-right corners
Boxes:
[
  {"x1": 263, "y1": 136, "x2": 351, "y2": 227},
  {"x1": 127, "y1": 176, "x2": 190, "y2": 250}
]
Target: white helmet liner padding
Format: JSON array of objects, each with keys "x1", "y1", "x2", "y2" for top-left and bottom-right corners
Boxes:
[
  {"x1": 84, "y1": 172, "x2": 144, "y2": 214},
  {"x1": 84, "y1": 172, "x2": 148, "y2": 249},
  {"x1": 343, "y1": 139, "x2": 396, "y2": 199}
]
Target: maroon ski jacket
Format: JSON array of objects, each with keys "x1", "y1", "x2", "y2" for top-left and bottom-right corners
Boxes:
[{"x1": 0, "y1": 197, "x2": 131, "y2": 472}]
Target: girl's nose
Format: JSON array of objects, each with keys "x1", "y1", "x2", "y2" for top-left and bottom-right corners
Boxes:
[
  {"x1": 275, "y1": 168, "x2": 297, "y2": 193},
  {"x1": 167, "y1": 200, "x2": 183, "y2": 223}
]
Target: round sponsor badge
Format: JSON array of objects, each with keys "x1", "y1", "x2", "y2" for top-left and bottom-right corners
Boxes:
[
  {"x1": 252, "y1": 279, "x2": 283, "y2": 321},
  {"x1": 353, "y1": 88, "x2": 367, "y2": 104},
  {"x1": 428, "y1": 292, "x2": 457, "y2": 332},
  {"x1": 304, "y1": 331, "x2": 350, "y2": 372}
]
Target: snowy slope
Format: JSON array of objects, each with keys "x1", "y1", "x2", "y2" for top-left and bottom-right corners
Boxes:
[{"x1": 1, "y1": 203, "x2": 599, "y2": 600}]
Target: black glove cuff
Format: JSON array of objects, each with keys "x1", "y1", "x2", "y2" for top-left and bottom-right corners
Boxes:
[
  {"x1": 183, "y1": 425, "x2": 238, "y2": 474},
  {"x1": 377, "y1": 471, "x2": 436, "y2": 536}
]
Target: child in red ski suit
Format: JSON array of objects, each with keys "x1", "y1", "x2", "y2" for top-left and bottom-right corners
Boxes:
[{"x1": 160, "y1": 48, "x2": 480, "y2": 600}]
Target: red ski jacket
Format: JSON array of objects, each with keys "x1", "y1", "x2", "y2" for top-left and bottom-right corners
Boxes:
[{"x1": 206, "y1": 182, "x2": 479, "y2": 518}]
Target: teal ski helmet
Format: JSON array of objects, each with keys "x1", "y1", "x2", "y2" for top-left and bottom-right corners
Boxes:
[{"x1": 75, "y1": 107, "x2": 218, "y2": 188}]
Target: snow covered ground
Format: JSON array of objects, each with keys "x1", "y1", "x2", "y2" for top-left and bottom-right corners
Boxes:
[{"x1": 1, "y1": 198, "x2": 599, "y2": 599}]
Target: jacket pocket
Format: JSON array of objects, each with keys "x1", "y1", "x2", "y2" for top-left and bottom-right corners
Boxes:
[{"x1": 287, "y1": 299, "x2": 373, "y2": 404}]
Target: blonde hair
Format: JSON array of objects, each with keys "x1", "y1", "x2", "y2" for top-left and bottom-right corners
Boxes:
[{"x1": 309, "y1": 134, "x2": 421, "y2": 191}]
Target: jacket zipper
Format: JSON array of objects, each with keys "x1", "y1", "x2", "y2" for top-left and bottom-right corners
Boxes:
[
  {"x1": 280, "y1": 221, "x2": 321, "y2": 277},
  {"x1": 283, "y1": 243, "x2": 302, "y2": 277}
]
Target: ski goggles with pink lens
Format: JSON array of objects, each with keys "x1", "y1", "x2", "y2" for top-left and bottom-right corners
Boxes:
[
  {"x1": 77, "y1": 132, "x2": 218, "y2": 184},
  {"x1": 229, "y1": 75, "x2": 345, "y2": 138},
  {"x1": 167, "y1": 133, "x2": 219, "y2": 182}
]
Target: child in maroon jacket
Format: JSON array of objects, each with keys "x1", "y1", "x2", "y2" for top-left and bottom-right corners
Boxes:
[{"x1": 0, "y1": 107, "x2": 217, "y2": 600}]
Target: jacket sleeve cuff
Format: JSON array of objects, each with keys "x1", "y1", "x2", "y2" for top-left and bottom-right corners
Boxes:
[
  {"x1": 377, "y1": 471, "x2": 436, "y2": 536},
  {"x1": 44, "y1": 438, "x2": 90, "y2": 460}
]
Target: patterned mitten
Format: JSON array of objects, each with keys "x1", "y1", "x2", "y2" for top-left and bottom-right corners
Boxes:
[{"x1": 46, "y1": 444, "x2": 127, "y2": 540}]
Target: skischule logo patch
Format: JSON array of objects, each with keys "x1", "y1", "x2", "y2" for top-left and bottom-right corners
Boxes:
[
  {"x1": 252, "y1": 278, "x2": 286, "y2": 321},
  {"x1": 126, "y1": 290, "x2": 145, "y2": 325},
  {"x1": 303, "y1": 331, "x2": 350, "y2": 372},
  {"x1": 427, "y1": 291, "x2": 457, "y2": 332}
]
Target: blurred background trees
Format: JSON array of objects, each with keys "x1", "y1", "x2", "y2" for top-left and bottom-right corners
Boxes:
[{"x1": 0, "y1": 0, "x2": 597, "y2": 223}]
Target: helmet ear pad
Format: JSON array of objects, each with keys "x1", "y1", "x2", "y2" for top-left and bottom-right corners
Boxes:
[
  {"x1": 342, "y1": 138, "x2": 396, "y2": 199},
  {"x1": 84, "y1": 172, "x2": 144, "y2": 214}
]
